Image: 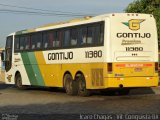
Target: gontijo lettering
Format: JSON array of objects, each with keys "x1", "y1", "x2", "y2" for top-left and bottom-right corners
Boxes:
[
  {"x1": 117, "y1": 33, "x2": 151, "y2": 38},
  {"x1": 48, "y1": 52, "x2": 73, "y2": 60}
]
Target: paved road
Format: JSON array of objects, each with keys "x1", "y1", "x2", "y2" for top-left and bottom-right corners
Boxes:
[{"x1": 0, "y1": 83, "x2": 160, "y2": 120}]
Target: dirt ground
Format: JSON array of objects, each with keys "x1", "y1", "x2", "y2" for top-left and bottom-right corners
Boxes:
[{"x1": 0, "y1": 83, "x2": 160, "y2": 120}]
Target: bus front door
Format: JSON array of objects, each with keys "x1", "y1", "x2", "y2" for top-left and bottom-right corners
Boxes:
[{"x1": 5, "y1": 36, "x2": 13, "y2": 72}]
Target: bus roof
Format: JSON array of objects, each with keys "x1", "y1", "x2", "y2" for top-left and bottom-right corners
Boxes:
[{"x1": 11, "y1": 13, "x2": 152, "y2": 36}]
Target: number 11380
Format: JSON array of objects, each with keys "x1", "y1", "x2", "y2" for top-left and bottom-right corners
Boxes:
[{"x1": 126, "y1": 47, "x2": 143, "y2": 51}]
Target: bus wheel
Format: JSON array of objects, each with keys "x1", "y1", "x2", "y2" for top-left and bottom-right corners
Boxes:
[
  {"x1": 15, "y1": 73, "x2": 26, "y2": 89},
  {"x1": 64, "y1": 74, "x2": 77, "y2": 95},
  {"x1": 77, "y1": 75, "x2": 90, "y2": 97}
]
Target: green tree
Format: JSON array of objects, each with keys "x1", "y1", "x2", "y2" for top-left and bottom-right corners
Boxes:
[{"x1": 125, "y1": 0, "x2": 160, "y2": 47}]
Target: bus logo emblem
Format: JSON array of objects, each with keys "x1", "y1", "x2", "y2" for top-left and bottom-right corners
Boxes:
[{"x1": 122, "y1": 19, "x2": 145, "y2": 31}]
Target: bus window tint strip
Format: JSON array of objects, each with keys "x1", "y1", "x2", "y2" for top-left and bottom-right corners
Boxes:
[{"x1": 14, "y1": 21, "x2": 104, "y2": 52}]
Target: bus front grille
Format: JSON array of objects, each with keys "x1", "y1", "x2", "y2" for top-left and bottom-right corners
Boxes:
[{"x1": 91, "y1": 69, "x2": 104, "y2": 87}]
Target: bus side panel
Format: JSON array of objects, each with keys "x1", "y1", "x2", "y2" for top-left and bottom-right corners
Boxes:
[
  {"x1": 35, "y1": 51, "x2": 107, "y2": 89},
  {"x1": 35, "y1": 51, "x2": 62, "y2": 87},
  {"x1": 5, "y1": 53, "x2": 31, "y2": 85}
]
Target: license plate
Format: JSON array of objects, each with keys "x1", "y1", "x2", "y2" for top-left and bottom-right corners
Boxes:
[{"x1": 134, "y1": 68, "x2": 143, "y2": 72}]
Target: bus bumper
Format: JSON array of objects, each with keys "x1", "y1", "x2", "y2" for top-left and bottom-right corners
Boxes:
[{"x1": 105, "y1": 76, "x2": 159, "y2": 88}]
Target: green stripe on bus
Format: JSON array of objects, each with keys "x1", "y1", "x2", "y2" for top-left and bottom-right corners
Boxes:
[
  {"x1": 27, "y1": 52, "x2": 45, "y2": 86},
  {"x1": 21, "y1": 52, "x2": 37, "y2": 85}
]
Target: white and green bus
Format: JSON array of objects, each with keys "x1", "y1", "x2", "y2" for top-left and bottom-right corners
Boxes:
[{"x1": 2, "y1": 13, "x2": 159, "y2": 96}]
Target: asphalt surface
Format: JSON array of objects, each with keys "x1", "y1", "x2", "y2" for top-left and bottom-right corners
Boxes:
[{"x1": 0, "y1": 83, "x2": 160, "y2": 120}]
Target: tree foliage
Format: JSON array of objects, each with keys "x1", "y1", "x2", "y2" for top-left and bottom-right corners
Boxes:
[{"x1": 125, "y1": 0, "x2": 160, "y2": 43}]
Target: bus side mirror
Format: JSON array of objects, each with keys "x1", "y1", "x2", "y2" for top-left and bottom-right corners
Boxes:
[{"x1": 1, "y1": 51, "x2": 5, "y2": 62}]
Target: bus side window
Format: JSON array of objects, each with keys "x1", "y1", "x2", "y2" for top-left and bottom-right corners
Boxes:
[
  {"x1": 43, "y1": 32, "x2": 49, "y2": 49},
  {"x1": 20, "y1": 36, "x2": 25, "y2": 50},
  {"x1": 49, "y1": 31, "x2": 57, "y2": 48},
  {"x1": 24, "y1": 36, "x2": 30, "y2": 50},
  {"x1": 94, "y1": 24, "x2": 100, "y2": 45},
  {"x1": 100, "y1": 23, "x2": 104, "y2": 44},
  {"x1": 56, "y1": 30, "x2": 63, "y2": 47},
  {"x1": 87, "y1": 26, "x2": 94, "y2": 45},
  {"x1": 71, "y1": 28, "x2": 78, "y2": 46},
  {"x1": 78, "y1": 27, "x2": 87, "y2": 45},
  {"x1": 31, "y1": 34, "x2": 36, "y2": 49},
  {"x1": 48, "y1": 32, "x2": 54, "y2": 48},
  {"x1": 15, "y1": 37, "x2": 20, "y2": 50},
  {"x1": 54, "y1": 31, "x2": 59, "y2": 47},
  {"x1": 63, "y1": 29, "x2": 70, "y2": 47},
  {"x1": 53, "y1": 32, "x2": 57, "y2": 47},
  {"x1": 36, "y1": 33, "x2": 42, "y2": 49}
]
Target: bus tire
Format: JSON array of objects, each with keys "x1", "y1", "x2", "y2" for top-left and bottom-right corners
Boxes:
[
  {"x1": 15, "y1": 73, "x2": 26, "y2": 89},
  {"x1": 64, "y1": 74, "x2": 77, "y2": 95},
  {"x1": 77, "y1": 75, "x2": 90, "y2": 97}
]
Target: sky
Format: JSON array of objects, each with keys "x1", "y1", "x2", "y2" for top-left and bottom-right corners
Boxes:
[{"x1": 0, "y1": 0, "x2": 134, "y2": 47}]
